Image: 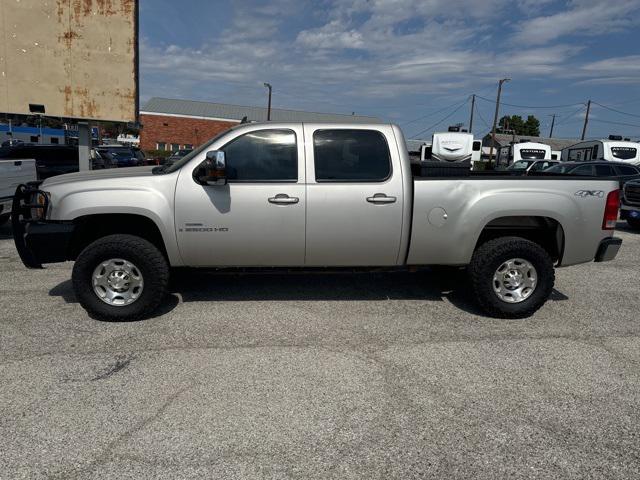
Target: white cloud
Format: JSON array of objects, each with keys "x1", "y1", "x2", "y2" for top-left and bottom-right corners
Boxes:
[
  {"x1": 140, "y1": 0, "x2": 640, "y2": 120},
  {"x1": 512, "y1": 0, "x2": 640, "y2": 45}
]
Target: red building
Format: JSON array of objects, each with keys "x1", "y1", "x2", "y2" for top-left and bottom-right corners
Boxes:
[{"x1": 140, "y1": 97, "x2": 380, "y2": 152}]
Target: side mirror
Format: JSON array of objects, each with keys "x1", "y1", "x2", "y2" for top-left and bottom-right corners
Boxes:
[{"x1": 196, "y1": 151, "x2": 227, "y2": 185}]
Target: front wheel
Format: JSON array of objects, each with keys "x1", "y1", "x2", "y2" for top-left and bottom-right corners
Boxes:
[
  {"x1": 627, "y1": 218, "x2": 640, "y2": 230},
  {"x1": 72, "y1": 234, "x2": 169, "y2": 321},
  {"x1": 469, "y1": 237, "x2": 555, "y2": 318}
]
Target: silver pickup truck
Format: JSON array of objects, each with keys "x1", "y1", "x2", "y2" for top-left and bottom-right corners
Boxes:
[{"x1": 12, "y1": 123, "x2": 622, "y2": 321}]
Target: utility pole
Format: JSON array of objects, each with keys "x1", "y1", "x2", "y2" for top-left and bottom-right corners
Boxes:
[
  {"x1": 489, "y1": 78, "x2": 510, "y2": 165},
  {"x1": 581, "y1": 100, "x2": 591, "y2": 140},
  {"x1": 263, "y1": 82, "x2": 272, "y2": 121},
  {"x1": 469, "y1": 94, "x2": 476, "y2": 133},
  {"x1": 548, "y1": 114, "x2": 556, "y2": 138}
]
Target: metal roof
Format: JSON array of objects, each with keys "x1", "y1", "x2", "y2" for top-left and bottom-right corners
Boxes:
[
  {"x1": 141, "y1": 97, "x2": 381, "y2": 124},
  {"x1": 485, "y1": 133, "x2": 581, "y2": 151}
]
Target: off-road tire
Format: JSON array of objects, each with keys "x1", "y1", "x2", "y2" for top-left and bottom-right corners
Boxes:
[
  {"x1": 627, "y1": 218, "x2": 640, "y2": 230},
  {"x1": 72, "y1": 234, "x2": 169, "y2": 321},
  {"x1": 469, "y1": 236, "x2": 555, "y2": 319}
]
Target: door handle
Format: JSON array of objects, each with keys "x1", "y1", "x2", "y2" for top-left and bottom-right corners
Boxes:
[
  {"x1": 366, "y1": 193, "x2": 396, "y2": 204},
  {"x1": 268, "y1": 193, "x2": 299, "y2": 205}
]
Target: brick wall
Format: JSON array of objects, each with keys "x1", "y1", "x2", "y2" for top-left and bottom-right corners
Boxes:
[{"x1": 139, "y1": 113, "x2": 237, "y2": 152}]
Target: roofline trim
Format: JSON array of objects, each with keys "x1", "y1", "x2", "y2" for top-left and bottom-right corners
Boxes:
[{"x1": 140, "y1": 111, "x2": 242, "y2": 123}]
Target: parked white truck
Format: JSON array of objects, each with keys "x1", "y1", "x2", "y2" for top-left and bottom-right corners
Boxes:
[
  {"x1": 12, "y1": 123, "x2": 622, "y2": 321},
  {"x1": 0, "y1": 159, "x2": 37, "y2": 225}
]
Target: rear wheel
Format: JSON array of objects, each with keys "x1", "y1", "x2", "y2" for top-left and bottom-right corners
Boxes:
[
  {"x1": 469, "y1": 237, "x2": 554, "y2": 318},
  {"x1": 627, "y1": 218, "x2": 640, "y2": 230},
  {"x1": 72, "y1": 234, "x2": 169, "y2": 321},
  {"x1": 0, "y1": 214, "x2": 9, "y2": 226}
]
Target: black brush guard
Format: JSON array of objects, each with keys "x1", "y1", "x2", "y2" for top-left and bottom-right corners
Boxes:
[{"x1": 11, "y1": 183, "x2": 74, "y2": 269}]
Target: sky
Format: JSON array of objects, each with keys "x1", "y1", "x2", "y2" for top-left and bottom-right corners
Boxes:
[{"x1": 139, "y1": 0, "x2": 640, "y2": 140}]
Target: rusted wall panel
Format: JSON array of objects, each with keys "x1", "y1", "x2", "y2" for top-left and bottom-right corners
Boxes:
[{"x1": 0, "y1": 0, "x2": 137, "y2": 122}]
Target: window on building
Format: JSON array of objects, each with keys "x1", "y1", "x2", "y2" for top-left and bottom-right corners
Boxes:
[
  {"x1": 30, "y1": 136, "x2": 39, "y2": 143},
  {"x1": 220, "y1": 129, "x2": 297, "y2": 182},
  {"x1": 156, "y1": 142, "x2": 166, "y2": 151},
  {"x1": 313, "y1": 129, "x2": 391, "y2": 182},
  {"x1": 184, "y1": 144, "x2": 193, "y2": 150},
  {"x1": 50, "y1": 137, "x2": 59, "y2": 144},
  {"x1": 171, "y1": 143, "x2": 180, "y2": 152}
]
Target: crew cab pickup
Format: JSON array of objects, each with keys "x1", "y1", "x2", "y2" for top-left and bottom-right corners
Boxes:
[{"x1": 12, "y1": 123, "x2": 622, "y2": 320}]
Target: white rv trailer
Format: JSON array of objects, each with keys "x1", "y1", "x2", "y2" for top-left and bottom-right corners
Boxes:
[
  {"x1": 496, "y1": 142, "x2": 552, "y2": 167},
  {"x1": 419, "y1": 132, "x2": 481, "y2": 163},
  {"x1": 561, "y1": 137, "x2": 640, "y2": 165}
]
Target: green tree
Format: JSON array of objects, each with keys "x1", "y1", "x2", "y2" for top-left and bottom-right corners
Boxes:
[
  {"x1": 498, "y1": 114, "x2": 540, "y2": 136},
  {"x1": 523, "y1": 115, "x2": 540, "y2": 136}
]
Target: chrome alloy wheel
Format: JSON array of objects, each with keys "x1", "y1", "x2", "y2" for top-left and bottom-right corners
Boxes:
[
  {"x1": 492, "y1": 258, "x2": 537, "y2": 303},
  {"x1": 92, "y1": 258, "x2": 144, "y2": 306}
]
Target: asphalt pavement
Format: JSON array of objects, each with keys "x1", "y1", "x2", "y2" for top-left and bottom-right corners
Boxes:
[{"x1": 1, "y1": 221, "x2": 639, "y2": 479}]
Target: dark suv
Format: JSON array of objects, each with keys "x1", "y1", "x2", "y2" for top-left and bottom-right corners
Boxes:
[
  {"x1": 95, "y1": 146, "x2": 146, "y2": 168},
  {"x1": 543, "y1": 161, "x2": 640, "y2": 188},
  {"x1": 621, "y1": 179, "x2": 640, "y2": 230},
  {"x1": 0, "y1": 144, "x2": 109, "y2": 180}
]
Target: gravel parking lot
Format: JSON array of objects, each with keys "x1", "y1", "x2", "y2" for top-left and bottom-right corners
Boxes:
[{"x1": 1, "y1": 221, "x2": 639, "y2": 479}]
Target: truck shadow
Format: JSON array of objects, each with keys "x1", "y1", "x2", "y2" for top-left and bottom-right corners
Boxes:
[
  {"x1": 49, "y1": 268, "x2": 570, "y2": 321},
  {"x1": 616, "y1": 221, "x2": 639, "y2": 234},
  {"x1": 0, "y1": 222, "x2": 12, "y2": 240}
]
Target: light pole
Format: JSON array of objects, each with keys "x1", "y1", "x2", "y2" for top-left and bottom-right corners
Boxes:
[
  {"x1": 263, "y1": 82, "x2": 272, "y2": 121},
  {"x1": 489, "y1": 78, "x2": 510, "y2": 166}
]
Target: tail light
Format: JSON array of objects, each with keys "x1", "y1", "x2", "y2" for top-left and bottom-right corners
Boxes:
[{"x1": 602, "y1": 189, "x2": 620, "y2": 230}]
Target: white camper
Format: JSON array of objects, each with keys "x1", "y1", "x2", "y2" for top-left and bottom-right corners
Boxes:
[
  {"x1": 431, "y1": 132, "x2": 474, "y2": 162},
  {"x1": 561, "y1": 137, "x2": 640, "y2": 165},
  {"x1": 497, "y1": 142, "x2": 552, "y2": 167}
]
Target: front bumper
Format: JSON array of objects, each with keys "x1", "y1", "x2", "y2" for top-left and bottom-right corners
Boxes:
[
  {"x1": 594, "y1": 237, "x2": 622, "y2": 263},
  {"x1": 620, "y1": 203, "x2": 640, "y2": 220},
  {"x1": 12, "y1": 184, "x2": 75, "y2": 268}
]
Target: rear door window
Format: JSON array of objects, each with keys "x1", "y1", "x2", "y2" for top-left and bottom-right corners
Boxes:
[
  {"x1": 572, "y1": 165, "x2": 594, "y2": 176},
  {"x1": 313, "y1": 129, "x2": 391, "y2": 182},
  {"x1": 595, "y1": 165, "x2": 615, "y2": 176}
]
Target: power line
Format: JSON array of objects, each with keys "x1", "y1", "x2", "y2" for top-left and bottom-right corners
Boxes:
[
  {"x1": 475, "y1": 107, "x2": 492, "y2": 129},
  {"x1": 592, "y1": 101, "x2": 640, "y2": 119},
  {"x1": 475, "y1": 95, "x2": 585, "y2": 110},
  {"x1": 410, "y1": 98, "x2": 470, "y2": 139},
  {"x1": 591, "y1": 118, "x2": 640, "y2": 129},
  {"x1": 553, "y1": 105, "x2": 587, "y2": 126},
  {"x1": 401, "y1": 96, "x2": 470, "y2": 127}
]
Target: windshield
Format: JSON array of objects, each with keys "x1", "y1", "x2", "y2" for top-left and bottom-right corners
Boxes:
[
  {"x1": 507, "y1": 160, "x2": 533, "y2": 170},
  {"x1": 156, "y1": 128, "x2": 234, "y2": 174},
  {"x1": 611, "y1": 147, "x2": 637, "y2": 160}
]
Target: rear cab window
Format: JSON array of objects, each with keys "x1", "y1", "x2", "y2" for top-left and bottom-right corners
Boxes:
[{"x1": 313, "y1": 129, "x2": 391, "y2": 182}]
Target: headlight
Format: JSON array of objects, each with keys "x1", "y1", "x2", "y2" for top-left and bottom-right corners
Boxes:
[{"x1": 30, "y1": 191, "x2": 50, "y2": 220}]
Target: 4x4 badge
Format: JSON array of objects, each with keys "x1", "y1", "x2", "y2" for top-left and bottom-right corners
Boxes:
[{"x1": 575, "y1": 190, "x2": 604, "y2": 198}]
